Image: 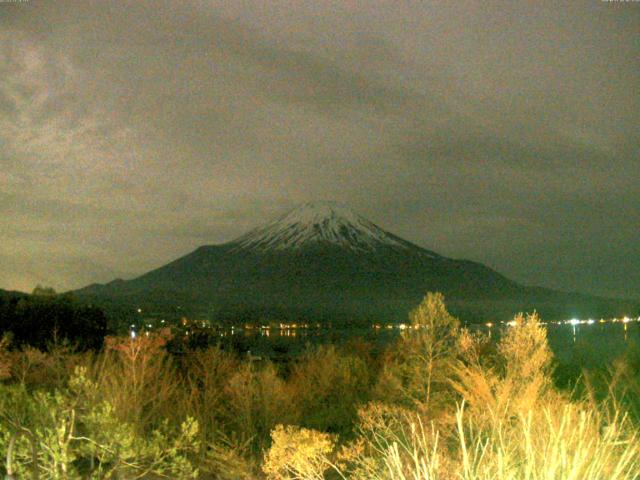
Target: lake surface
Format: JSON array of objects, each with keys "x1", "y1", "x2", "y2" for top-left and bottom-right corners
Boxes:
[
  {"x1": 544, "y1": 321, "x2": 640, "y2": 366},
  {"x1": 211, "y1": 319, "x2": 640, "y2": 366}
]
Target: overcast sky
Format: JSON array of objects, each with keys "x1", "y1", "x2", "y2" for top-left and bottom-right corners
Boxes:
[{"x1": 1, "y1": 0, "x2": 638, "y2": 299}]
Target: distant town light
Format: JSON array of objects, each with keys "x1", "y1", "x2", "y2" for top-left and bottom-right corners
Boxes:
[{"x1": 568, "y1": 319, "x2": 580, "y2": 326}]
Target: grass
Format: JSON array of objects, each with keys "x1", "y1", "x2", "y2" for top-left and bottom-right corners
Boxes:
[{"x1": 0, "y1": 293, "x2": 638, "y2": 479}]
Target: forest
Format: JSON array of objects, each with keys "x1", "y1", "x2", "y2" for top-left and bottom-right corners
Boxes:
[{"x1": 0, "y1": 293, "x2": 638, "y2": 479}]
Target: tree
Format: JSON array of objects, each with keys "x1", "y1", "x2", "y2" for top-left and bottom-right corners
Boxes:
[
  {"x1": 32, "y1": 285, "x2": 58, "y2": 297},
  {"x1": 408, "y1": 292, "x2": 460, "y2": 407},
  {"x1": 0, "y1": 293, "x2": 107, "y2": 351},
  {"x1": 376, "y1": 292, "x2": 460, "y2": 417}
]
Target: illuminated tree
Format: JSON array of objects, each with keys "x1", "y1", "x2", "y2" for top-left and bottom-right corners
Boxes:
[{"x1": 376, "y1": 292, "x2": 460, "y2": 417}]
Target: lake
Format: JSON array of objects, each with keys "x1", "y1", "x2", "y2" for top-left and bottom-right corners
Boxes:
[{"x1": 208, "y1": 317, "x2": 640, "y2": 366}]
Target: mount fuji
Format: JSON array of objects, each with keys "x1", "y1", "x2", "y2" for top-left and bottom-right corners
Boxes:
[{"x1": 76, "y1": 202, "x2": 637, "y2": 324}]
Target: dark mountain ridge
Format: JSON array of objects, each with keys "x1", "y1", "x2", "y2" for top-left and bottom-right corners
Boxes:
[{"x1": 75, "y1": 202, "x2": 638, "y2": 324}]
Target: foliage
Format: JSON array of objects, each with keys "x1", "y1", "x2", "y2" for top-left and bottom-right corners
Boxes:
[
  {"x1": 452, "y1": 312, "x2": 556, "y2": 427},
  {"x1": 0, "y1": 333, "x2": 11, "y2": 380},
  {"x1": 263, "y1": 425, "x2": 337, "y2": 480},
  {"x1": 582, "y1": 343, "x2": 640, "y2": 426},
  {"x1": 0, "y1": 367, "x2": 199, "y2": 479},
  {"x1": 453, "y1": 401, "x2": 640, "y2": 480},
  {"x1": 375, "y1": 292, "x2": 461, "y2": 419},
  {"x1": 0, "y1": 292, "x2": 639, "y2": 480},
  {"x1": 289, "y1": 345, "x2": 371, "y2": 434},
  {"x1": 96, "y1": 329, "x2": 181, "y2": 429},
  {"x1": 182, "y1": 345, "x2": 240, "y2": 447},
  {"x1": 332, "y1": 399, "x2": 640, "y2": 480},
  {"x1": 222, "y1": 361, "x2": 298, "y2": 454},
  {"x1": 0, "y1": 292, "x2": 107, "y2": 351},
  {"x1": 202, "y1": 431, "x2": 257, "y2": 480},
  {"x1": 331, "y1": 310, "x2": 639, "y2": 480},
  {"x1": 336, "y1": 402, "x2": 445, "y2": 480}
]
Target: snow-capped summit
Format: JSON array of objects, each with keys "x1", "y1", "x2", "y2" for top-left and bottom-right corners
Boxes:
[
  {"x1": 75, "y1": 200, "x2": 635, "y2": 325},
  {"x1": 229, "y1": 201, "x2": 415, "y2": 253}
]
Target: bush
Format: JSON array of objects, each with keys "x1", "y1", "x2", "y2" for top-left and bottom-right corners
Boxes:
[
  {"x1": 0, "y1": 367, "x2": 199, "y2": 479},
  {"x1": 222, "y1": 361, "x2": 298, "y2": 454},
  {"x1": 453, "y1": 400, "x2": 640, "y2": 480},
  {"x1": 452, "y1": 312, "x2": 556, "y2": 427},
  {"x1": 95, "y1": 329, "x2": 182, "y2": 429},
  {"x1": 263, "y1": 425, "x2": 337, "y2": 480},
  {"x1": 289, "y1": 345, "x2": 372, "y2": 434}
]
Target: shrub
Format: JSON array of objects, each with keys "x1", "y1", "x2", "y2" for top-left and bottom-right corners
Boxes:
[
  {"x1": 0, "y1": 367, "x2": 200, "y2": 479},
  {"x1": 454, "y1": 401, "x2": 640, "y2": 480},
  {"x1": 222, "y1": 361, "x2": 298, "y2": 454},
  {"x1": 289, "y1": 344, "x2": 371, "y2": 434},
  {"x1": 95, "y1": 328, "x2": 181, "y2": 430},
  {"x1": 0, "y1": 293, "x2": 638, "y2": 479},
  {"x1": 334, "y1": 400, "x2": 640, "y2": 480},
  {"x1": 182, "y1": 345, "x2": 240, "y2": 442},
  {"x1": 337, "y1": 402, "x2": 445, "y2": 480},
  {"x1": 583, "y1": 344, "x2": 640, "y2": 426},
  {"x1": 263, "y1": 424, "x2": 337, "y2": 480},
  {"x1": 452, "y1": 312, "x2": 556, "y2": 427},
  {"x1": 0, "y1": 333, "x2": 11, "y2": 381}
]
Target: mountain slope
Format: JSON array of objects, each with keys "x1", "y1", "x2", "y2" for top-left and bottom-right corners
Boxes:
[{"x1": 75, "y1": 202, "x2": 638, "y2": 323}]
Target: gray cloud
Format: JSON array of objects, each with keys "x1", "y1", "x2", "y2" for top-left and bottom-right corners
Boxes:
[{"x1": 1, "y1": 0, "x2": 638, "y2": 298}]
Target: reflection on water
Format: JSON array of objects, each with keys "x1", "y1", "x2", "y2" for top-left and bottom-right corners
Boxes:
[
  {"x1": 545, "y1": 321, "x2": 639, "y2": 366},
  {"x1": 211, "y1": 325, "x2": 398, "y2": 360},
  {"x1": 208, "y1": 318, "x2": 640, "y2": 366}
]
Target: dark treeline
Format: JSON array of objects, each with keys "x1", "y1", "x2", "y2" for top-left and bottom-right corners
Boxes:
[{"x1": 0, "y1": 287, "x2": 108, "y2": 351}]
